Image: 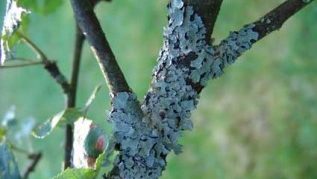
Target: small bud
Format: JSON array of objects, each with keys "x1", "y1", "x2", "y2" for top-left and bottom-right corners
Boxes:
[{"x1": 84, "y1": 125, "x2": 107, "y2": 158}]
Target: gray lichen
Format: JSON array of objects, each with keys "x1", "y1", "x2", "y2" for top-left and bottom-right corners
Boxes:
[
  {"x1": 109, "y1": 92, "x2": 165, "y2": 178},
  {"x1": 216, "y1": 24, "x2": 259, "y2": 70},
  {"x1": 109, "y1": 0, "x2": 259, "y2": 178}
]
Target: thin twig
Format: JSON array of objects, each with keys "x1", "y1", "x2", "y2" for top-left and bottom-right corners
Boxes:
[
  {"x1": 70, "y1": 0, "x2": 131, "y2": 94},
  {"x1": 9, "y1": 143, "x2": 30, "y2": 155},
  {"x1": 252, "y1": 0, "x2": 314, "y2": 40},
  {"x1": 6, "y1": 58, "x2": 36, "y2": 62},
  {"x1": 16, "y1": 32, "x2": 48, "y2": 62},
  {"x1": 217, "y1": 0, "x2": 314, "y2": 59},
  {"x1": 17, "y1": 32, "x2": 70, "y2": 93},
  {"x1": 23, "y1": 152, "x2": 42, "y2": 179},
  {"x1": 64, "y1": 25, "x2": 85, "y2": 169},
  {"x1": 0, "y1": 61, "x2": 42, "y2": 69},
  {"x1": 68, "y1": 25, "x2": 85, "y2": 107}
]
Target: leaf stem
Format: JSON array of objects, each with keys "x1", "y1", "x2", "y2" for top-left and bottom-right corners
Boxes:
[
  {"x1": 16, "y1": 31, "x2": 48, "y2": 62},
  {"x1": 0, "y1": 61, "x2": 42, "y2": 69}
]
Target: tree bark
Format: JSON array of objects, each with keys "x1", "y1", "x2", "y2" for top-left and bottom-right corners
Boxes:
[{"x1": 69, "y1": 0, "x2": 315, "y2": 178}]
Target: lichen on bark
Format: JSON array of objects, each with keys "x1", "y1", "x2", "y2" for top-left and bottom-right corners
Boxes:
[{"x1": 108, "y1": 0, "x2": 259, "y2": 178}]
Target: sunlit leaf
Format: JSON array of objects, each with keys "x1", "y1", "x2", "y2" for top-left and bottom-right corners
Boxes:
[
  {"x1": 18, "y1": 0, "x2": 39, "y2": 12},
  {"x1": 59, "y1": 108, "x2": 84, "y2": 126},
  {"x1": 1, "y1": 0, "x2": 29, "y2": 64},
  {"x1": 32, "y1": 108, "x2": 83, "y2": 139},
  {"x1": 0, "y1": 142, "x2": 21, "y2": 179},
  {"x1": 53, "y1": 168, "x2": 97, "y2": 179},
  {"x1": 83, "y1": 84, "x2": 103, "y2": 113},
  {"x1": 95, "y1": 151, "x2": 107, "y2": 170}
]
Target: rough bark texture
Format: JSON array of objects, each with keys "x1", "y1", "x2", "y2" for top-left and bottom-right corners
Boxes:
[
  {"x1": 70, "y1": 0, "x2": 130, "y2": 94},
  {"x1": 106, "y1": 0, "x2": 314, "y2": 178},
  {"x1": 107, "y1": 1, "x2": 258, "y2": 178},
  {"x1": 68, "y1": 0, "x2": 315, "y2": 178},
  {"x1": 184, "y1": 0, "x2": 223, "y2": 42},
  {"x1": 253, "y1": 0, "x2": 313, "y2": 40}
]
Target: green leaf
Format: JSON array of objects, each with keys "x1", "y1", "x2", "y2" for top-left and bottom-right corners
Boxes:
[
  {"x1": 0, "y1": 127, "x2": 7, "y2": 142},
  {"x1": 59, "y1": 108, "x2": 84, "y2": 126},
  {"x1": 18, "y1": 0, "x2": 39, "y2": 12},
  {"x1": 83, "y1": 84, "x2": 103, "y2": 113},
  {"x1": 53, "y1": 168, "x2": 97, "y2": 179},
  {"x1": 40, "y1": 0, "x2": 63, "y2": 15},
  {"x1": 95, "y1": 152, "x2": 106, "y2": 170},
  {"x1": 1, "y1": 0, "x2": 29, "y2": 64},
  {"x1": 32, "y1": 108, "x2": 83, "y2": 139},
  {"x1": 0, "y1": 142, "x2": 21, "y2": 179},
  {"x1": 19, "y1": 0, "x2": 63, "y2": 15},
  {"x1": 84, "y1": 126, "x2": 106, "y2": 158}
]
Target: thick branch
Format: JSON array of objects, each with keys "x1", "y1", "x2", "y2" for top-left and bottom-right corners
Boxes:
[
  {"x1": 106, "y1": 1, "x2": 314, "y2": 178},
  {"x1": 70, "y1": 0, "x2": 130, "y2": 94},
  {"x1": 184, "y1": 0, "x2": 223, "y2": 42}
]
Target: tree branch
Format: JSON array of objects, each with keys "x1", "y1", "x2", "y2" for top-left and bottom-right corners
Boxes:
[
  {"x1": 70, "y1": 0, "x2": 131, "y2": 94},
  {"x1": 17, "y1": 32, "x2": 48, "y2": 63},
  {"x1": 0, "y1": 60, "x2": 42, "y2": 69},
  {"x1": 68, "y1": 25, "x2": 85, "y2": 109},
  {"x1": 105, "y1": 1, "x2": 314, "y2": 178},
  {"x1": 184, "y1": 0, "x2": 223, "y2": 43},
  {"x1": 23, "y1": 152, "x2": 42, "y2": 179},
  {"x1": 216, "y1": 0, "x2": 314, "y2": 65},
  {"x1": 43, "y1": 60, "x2": 70, "y2": 94},
  {"x1": 64, "y1": 25, "x2": 85, "y2": 169},
  {"x1": 253, "y1": 0, "x2": 314, "y2": 40},
  {"x1": 17, "y1": 33, "x2": 70, "y2": 94}
]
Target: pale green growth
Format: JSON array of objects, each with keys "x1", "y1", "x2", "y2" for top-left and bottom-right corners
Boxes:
[{"x1": 1, "y1": 0, "x2": 29, "y2": 64}]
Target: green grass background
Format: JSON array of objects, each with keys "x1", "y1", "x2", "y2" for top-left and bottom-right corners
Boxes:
[{"x1": 0, "y1": 0, "x2": 317, "y2": 178}]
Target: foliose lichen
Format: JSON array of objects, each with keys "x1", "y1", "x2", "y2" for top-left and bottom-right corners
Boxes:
[
  {"x1": 216, "y1": 24, "x2": 259, "y2": 70},
  {"x1": 110, "y1": 92, "x2": 165, "y2": 179},
  {"x1": 109, "y1": 0, "x2": 259, "y2": 178}
]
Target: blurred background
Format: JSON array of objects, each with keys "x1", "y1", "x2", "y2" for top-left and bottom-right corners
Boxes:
[{"x1": 0, "y1": 0, "x2": 317, "y2": 178}]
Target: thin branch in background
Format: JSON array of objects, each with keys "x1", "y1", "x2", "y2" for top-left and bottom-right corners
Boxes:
[
  {"x1": 17, "y1": 32, "x2": 70, "y2": 93},
  {"x1": 10, "y1": 143, "x2": 31, "y2": 155},
  {"x1": 0, "y1": 60, "x2": 42, "y2": 69},
  {"x1": 64, "y1": 25, "x2": 85, "y2": 169},
  {"x1": 6, "y1": 58, "x2": 37, "y2": 62},
  {"x1": 68, "y1": 25, "x2": 85, "y2": 107},
  {"x1": 16, "y1": 32, "x2": 48, "y2": 62},
  {"x1": 23, "y1": 152, "x2": 42, "y2": 179},
  {"x1": 70, "y1": 0, "x2": 131, "y2": 94}
]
